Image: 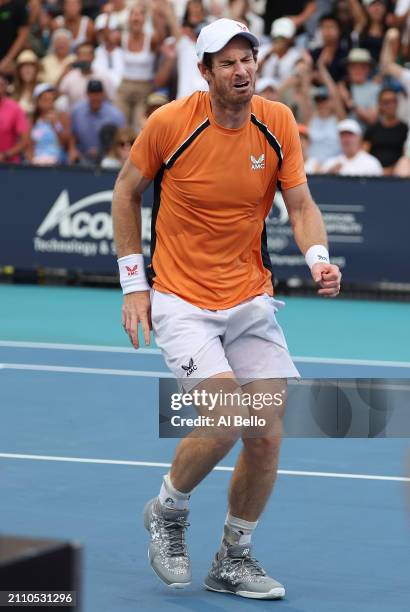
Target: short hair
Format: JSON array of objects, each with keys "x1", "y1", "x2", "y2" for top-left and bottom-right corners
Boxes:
[
  {"x1": 378, "y1": 87, "x2": 397, "y2": 101},
  {"x1": 202, "y1": 44, "x2": 258, "y2": 71},
  {"x1": 319, "y1": 13, "x2": 341, "y2": 27},
  {"x1": 74, "y1": 40, "x2": 94, "y2": 53}
]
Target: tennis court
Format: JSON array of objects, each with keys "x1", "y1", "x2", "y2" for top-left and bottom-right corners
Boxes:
[{"x1": 1, "y1": 284, "x2": 410, "y2": 612}]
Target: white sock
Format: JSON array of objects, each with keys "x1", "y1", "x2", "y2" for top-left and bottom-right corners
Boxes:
[
  {"x1": 219, "y1": 513, "x2": 258, "y2": 558},
  {"x1": 158, "y1": 473, "x2": 191, "y2": 510}
]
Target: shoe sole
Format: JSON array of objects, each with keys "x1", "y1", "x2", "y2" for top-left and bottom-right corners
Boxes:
[
  {"x1": 144, "y1": 499, "x2": 191, "y2": 590},
  {"x1": 147, "y1": 550, "x2": 191, "y2": 589},
  {"x1": 204, "y1": 580, "x2": 285, "y2": 600}
]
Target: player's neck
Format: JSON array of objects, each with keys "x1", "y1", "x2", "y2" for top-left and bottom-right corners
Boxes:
[{"x1": 209, "y1": 96, "x2": 250, "y2": 129}]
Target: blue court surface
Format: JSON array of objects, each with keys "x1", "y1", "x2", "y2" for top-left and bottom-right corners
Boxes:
[{"x1": 1, "y1": 285, "x2": 410, "y2": 612}]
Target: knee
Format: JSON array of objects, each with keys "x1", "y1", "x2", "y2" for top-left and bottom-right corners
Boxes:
[{"x1": 242, "y1": 435, "x2": 281, "y2": 462}]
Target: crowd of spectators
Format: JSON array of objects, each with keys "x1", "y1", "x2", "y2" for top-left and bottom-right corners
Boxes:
[{"x1": 1, "y1": 0, "x2": 410, "y2": 176}]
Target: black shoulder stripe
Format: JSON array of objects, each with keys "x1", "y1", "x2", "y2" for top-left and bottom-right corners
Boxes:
[
  {"x1": 251, "y1": 114, "x2": 283, "y2": 170},
  {"x1": 165, "y1": 119, "x2": 210, "y2": 169}
]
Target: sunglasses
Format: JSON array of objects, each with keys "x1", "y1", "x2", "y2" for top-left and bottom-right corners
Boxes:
[{"x1": 117, "y1": 140, "x2": 133, "y2": 146}]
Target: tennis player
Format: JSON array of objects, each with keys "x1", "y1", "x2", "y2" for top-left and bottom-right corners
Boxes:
[{"x1": 112, "y1": 18, "x2": 341, "y2": 600}]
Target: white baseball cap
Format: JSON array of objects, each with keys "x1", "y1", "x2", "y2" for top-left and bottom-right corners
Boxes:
[
  {"x1": 196, "y1": 18, "x2": 259, "y2": 61},
  {"x1": 33, "y1": 83, "x2": 56, "y2": 100},
  {"x1": 338, "y1": 118, "x2": 362, "y2": 136},
  {"x1": 255, "y1": 77, "x2": 279, "y2": 94},
  {"x1": 362, "y1": 0, "x2": 384, "y2": 6},
  {"x1": 271, "y1": 17, "x2": 296, "y2": 40}
]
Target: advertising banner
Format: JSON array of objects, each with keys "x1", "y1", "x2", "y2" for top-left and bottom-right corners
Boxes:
[{"x1": 0, "y1": 166, "x2": 408, "y2": 284}]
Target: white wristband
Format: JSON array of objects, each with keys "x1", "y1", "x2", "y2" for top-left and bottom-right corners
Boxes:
[
  {"x1": 305, "y1": 245, "x2": 330, "y2": 270},
  {"x1": 118, "y1": 253, "x2": 150, "y2": 294}
]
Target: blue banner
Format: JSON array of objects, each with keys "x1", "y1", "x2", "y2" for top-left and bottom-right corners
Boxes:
[{"x1": 0, "y1": 165, "x2": 409, "y2": 284}]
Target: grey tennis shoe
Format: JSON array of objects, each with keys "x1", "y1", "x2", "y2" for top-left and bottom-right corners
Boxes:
[
  {"x1": 143, "y1": 497, "x2": 191, "y2": 588},
  {"x1": 204, "y1": 543, "x2": 285, "y2": 599}
]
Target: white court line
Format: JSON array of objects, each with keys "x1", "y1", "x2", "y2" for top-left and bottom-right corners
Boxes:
[
  {"x1": 0, "y1": 363, "x2": 173, "y2": 377},
  {"x1": 0, "y1": 453, "x2": 408, "y2": 482},
  {"x1": 0, "y1": 340, "x2": 160, "y2": 355},
  {"x1": 1, "y1": 340, "x2": 410, "y2": 368}
]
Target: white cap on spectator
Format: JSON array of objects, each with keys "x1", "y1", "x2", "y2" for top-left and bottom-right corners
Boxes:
[
  {"x1": 95, "y1": 13, "x2": 120, "y2": 31},
  {"x1": 362, "y1": 0, "x2": 382, "y2": 6},
  {"x1": 196, "y1": 18, "x2": 259, "y2": 61},
  {"x1": 33, "y1": 83, "x2": 55, "y2": 100},
  {"x1": 346, "y1": 48, "x2": 373, "y2": 64},
  {"x1": 338, "y1": 119, "x2": 362, "y2": 136},
  {"x1": 271, "y1": 17, "x2": 296, "y2": 40},
  {"x1": 255, "y1": 77, "x2": 279, "y2": 94}
]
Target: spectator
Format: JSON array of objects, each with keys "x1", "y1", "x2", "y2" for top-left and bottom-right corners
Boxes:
[
  {"x1": 0, "y1": 72, "x2": 30, "y2": 163},
  {"x1": 183, "y1": 0, "x2": 208, "y2": 29},
  {"x1": 13, "y1": 49, "x2": 40, "y2": 117},
  {"x1": 40, "y1": 29, "x2": 76, "y2": 86},
  {"x1": 321, "y1": 118, "x2": 383, "y2": 175},
  {"x1": 100, "y1": 125, "x2": 136, "y2": 169},
  {"x1": 52, "y1": 0, "x2": 94, "y2": 47},
  {"x1": 363, "y1": 87, "x2": 408, "y2": 174},
  {"x1": 71, "y1": 78, "x2": 125, "y2": 163},
  {"x1": 99, "y1": 0, "x2": 129, "y2": 32},
  {"x1": 145, "y1": 90, "x2": 169, "y2": 118},
  {"x1": 263, "y1": 0, "x2": 317, "y2": 39},
  {"x1": 381, "y1": 28, "x2": 410, "y2": 177},
  {"x1": 348, "y1": 0, "x2": 389, "y2": 63},
  {"x1": 310, "y1": 14, "x2": 348, "y2": 83},
  {"x1": 296, "y1": 57, "x2": 346, "y2": 163},
  {"x1": 258, "y1": 18, "x2": 301, "y2": 85},
  {"x1": 58, "y1": 41, "x2": 116, "y2": 108},
  {"x1": 298, "y1": 123, "x2": 321, "y2": 173},
  {"x1": 255, "y1": 77, "x2": 279, "y2": 101},
  {"x1": 157, "y1": 0, "x2": 208, "y2": 99},
  {"x1": 334, "y1": 0, "x2": 355, "y2": 50},
  {"x1": 227, "y1": 0, "x2": 264, "y2": 38},
  {"x1": 116, "y1": 3, "x2": 167, "y2": 130},
  {"x1": 93, "y1": 17, "x2": 124, "y2": 90},
  {"x1": 0, "y1": 0, "x2": 29, "y2": 75},
  {"x1": 393, "y1": 0, "x2": 410, "y2": 58},
  {"x1": 338, "y1": 47, "x2": 380, "y2": 127},
  {"x1": 28, "y1": 0, "x2": 51, "y2": 57},
  {"x1": 27, "y1": 83, "x2": 75, "y2": 165}
]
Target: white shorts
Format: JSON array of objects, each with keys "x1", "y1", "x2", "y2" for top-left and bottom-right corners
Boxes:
[{"x1": 151, "y1": 290, "x2": 300, "y2": 391}]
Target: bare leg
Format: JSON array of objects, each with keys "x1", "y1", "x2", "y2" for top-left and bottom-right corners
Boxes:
[
  {"x1": 170, "y1": 373, "x2": 244, "y2": 492},
  {"x1": 228, "y1": 379, "x2": 287, "y2": 521}
]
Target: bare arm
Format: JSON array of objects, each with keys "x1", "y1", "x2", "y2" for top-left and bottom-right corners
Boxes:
[
  {"x1": 347, "y1": 0, "x2": 367, "y2": 33},
  {"x1": 153, "y1": 41, "x2": 177, "y2": 89},
  {"x1": 282, "y1": 183, "x2": 327, "y2": 254},
  {"x1": 0, "y1": 131, "x2": 30, "y2": 162},
  {"x1": 282, "y1": 183, "x2": 341, "y2": 296},
  {"x1": 112, "y1": 158, "x2": 153, "y2": 347},
  {"x1": 381, "y1": 28, "x2": 403, "y2": 81},
  {"x1": 286, "y1": 1, "x2": 317, "y2": 29},
  {"x1": 317, "y1": 56, "x2": 346, "y2": 121},
  {"x1": 0, "y1": 26, "x2": 29, "y2": 72},
  {"x1": 355, "y1": 104, "x2": 378, "y2": 125},
  {"x1": 112, "y1": 158, "x2": 151, "y2": 257}
]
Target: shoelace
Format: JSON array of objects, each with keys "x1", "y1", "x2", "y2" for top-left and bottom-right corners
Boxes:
[
  {"x1": 229, "y1": 555, "x2": 266, "y2": 577},
  {"x1": 162, "y1": 518, "x2": 190, "y2": 557}
]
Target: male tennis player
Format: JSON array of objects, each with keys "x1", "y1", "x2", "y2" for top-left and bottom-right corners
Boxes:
[{"x1": 112, "y1": 17, "x2": 341, "y2": 600}]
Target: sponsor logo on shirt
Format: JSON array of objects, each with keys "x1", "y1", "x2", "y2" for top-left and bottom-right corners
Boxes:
[{"x1": 251, "y1": 154, "x2": 265, "y2": 170}]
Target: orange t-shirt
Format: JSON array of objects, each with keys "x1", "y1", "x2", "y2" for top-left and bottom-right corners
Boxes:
[{"x1": 130, "y1": 91, "x2": 306, "y2": 309}]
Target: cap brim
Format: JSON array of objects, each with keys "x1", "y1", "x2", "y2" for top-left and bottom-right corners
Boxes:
[{"x1": 199, "y1": 31, "x2": 259, "y2": 60}]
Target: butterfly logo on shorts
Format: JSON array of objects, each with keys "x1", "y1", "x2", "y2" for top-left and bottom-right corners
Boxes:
[
  {"x1": 181, "y1": 357, "x2": 197, "y2": 376},
  {"x1": 126, "y1": 265, "x2": 138, "y2": 276}
]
